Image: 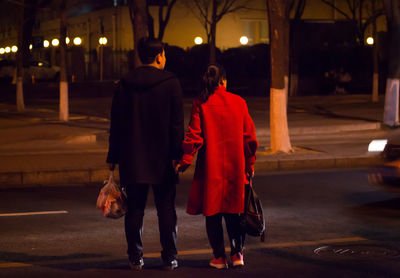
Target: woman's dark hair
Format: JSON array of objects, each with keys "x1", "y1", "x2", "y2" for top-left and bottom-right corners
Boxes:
[
  {"x1": 200, "y1": 64, "x2": 226, "y2": 102},
  {"x1": 137, "y1": 37, "x2": 164, "y2": 64}
]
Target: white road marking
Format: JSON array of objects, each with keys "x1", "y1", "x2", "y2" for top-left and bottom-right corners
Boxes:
[{"x1": 0, "y1": 210, "x2": 68, "y2": 217}]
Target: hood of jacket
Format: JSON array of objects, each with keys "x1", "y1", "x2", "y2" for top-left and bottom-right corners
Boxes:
[{"x1": 121, "y1": 66, "x2": 176, "y2": 91}]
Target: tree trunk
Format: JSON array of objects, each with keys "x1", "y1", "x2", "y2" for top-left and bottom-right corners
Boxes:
[
  {"x1": 16, "y1": 0, "x2": 25, "y2": 111},
  {"x1": 383, "y1": 0, "x2": 400, "y2": 126},
  {"x1": 129, "y1": 0, "x2": 149, "y2": 68},
  {"x1": 209, "y1": 0, "x2": 218, "y2": 64},
  {"x1": 372, "y1": 0, "x2": 379, "y2": 103},
  {"x1": 290, "y1": 0, "x2": 306, "y2": 97},
  {"x1": 59, "y1": 0, "x2": 69, "y2": 122},
  {"x1": 267, "y1": 0, "x2": 292, "y2": 153}
]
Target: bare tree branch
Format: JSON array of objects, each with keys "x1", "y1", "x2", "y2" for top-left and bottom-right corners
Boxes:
[{"x1": 320, "y1": 0, "x2": 352, "y2": 19}]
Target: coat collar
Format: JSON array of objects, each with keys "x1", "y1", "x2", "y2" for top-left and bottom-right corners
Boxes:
[{"x1": 214, "y1": 86, "x2": 227, "y2": 94}]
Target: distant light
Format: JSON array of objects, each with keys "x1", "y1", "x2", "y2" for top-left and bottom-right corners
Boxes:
[
  {"x1": 66, "y1": 37, "x2": 70, "y2": 44},
  {"x1": 43, "y1": 40, "x2": 50, "y2": 48},
  {"x1": 38, "y1": 62, "x2": 43, "y2": 67},
  {"x1": 11, "y1": 46, "x2": 18, "y2": 53},
  {"x1": 0, "y1": 48, "x2": 4, "y2": 54},
  {"x1": 366, "y1": 37, "x2": 374, "y2": 45},
  {"x1": 240, "y1": 36, "x2": 249, "y2": 45},
  {"x1": 99, "y1": 37, "x2": 108, "y2": 45},
  {"x1": 368, "y1": 139, "x2": 387, "y2": 152},
  {"x1": 73, "y1": 37, "x2": 82, "y2": 45},
  {"x1": 29, "y1": 44, "x2": 32, "y2": 50},
  {"x1": 51, "y1": 38, "x2": 59, "y2": 46},
  {"x1": 5, "y1": 46, "x2": 10, "y2": 53},
  {"x1": 194, "y1": 36, "x2": 203, "y2": 45}
]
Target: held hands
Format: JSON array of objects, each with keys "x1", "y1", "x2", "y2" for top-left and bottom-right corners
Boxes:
[{"x1": 172, "y1": 160, "x2": 189, "y2": 174}]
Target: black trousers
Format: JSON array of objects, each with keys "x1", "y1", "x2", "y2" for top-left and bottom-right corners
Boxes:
[
  {"x1": 124, "y1": 182, "x2": 177, "y2": 263},
  {"x1": 206, "y1": 213, "x2": 245, "y2": 258}
]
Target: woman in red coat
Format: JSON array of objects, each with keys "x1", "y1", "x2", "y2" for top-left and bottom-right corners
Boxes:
[{"x1": 177, "y1": 64, "x2": 258, "y2": 269}]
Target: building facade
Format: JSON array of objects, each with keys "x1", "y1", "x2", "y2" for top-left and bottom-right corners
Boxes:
[{"x1": 0, "y1": 0, "x2": 388, "y2": 81}]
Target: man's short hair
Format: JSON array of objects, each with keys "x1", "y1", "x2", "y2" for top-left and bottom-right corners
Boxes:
[{"x1": 137, "y1": 37, "x2": 164, "y2": 64}]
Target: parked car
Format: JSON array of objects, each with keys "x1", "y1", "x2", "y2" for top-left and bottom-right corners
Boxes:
[
  {"x1": 368, "y1": 131, "x2": 400, "y2": 193},
  {"x1": 0, "y1": 59, "x2": 60, "y2": 83}
]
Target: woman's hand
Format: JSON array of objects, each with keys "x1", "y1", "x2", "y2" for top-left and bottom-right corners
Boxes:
[{"x1": 246, "y1": 165, "x2": 254, "y2": 178}]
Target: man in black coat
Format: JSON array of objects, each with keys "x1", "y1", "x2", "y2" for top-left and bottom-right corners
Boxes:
[{"x1": 107, "y1": 37, "x2": 184, "y2": 271}]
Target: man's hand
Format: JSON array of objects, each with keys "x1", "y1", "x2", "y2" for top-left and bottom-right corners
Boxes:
[
  {"x1": 108, "y1": 163, "x2": 116, "y2": 171},
  {"x1": 172, "y1": 160, "x2": 179, "y2": 174},
  {"x1": 173, "y1": 160, "x2": 189, "y2": 174}
]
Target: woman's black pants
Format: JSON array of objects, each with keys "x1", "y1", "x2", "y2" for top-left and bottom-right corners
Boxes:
[
  {"x1": 206, "y1": 213, "x2": 245, "y2": 258},
  {"x1": 124, "y1": 183, "x2": 177, "y2": 263}
]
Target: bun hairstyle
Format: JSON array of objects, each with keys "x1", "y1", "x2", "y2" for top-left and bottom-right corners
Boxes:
[{"x1": 200, "y1": 64, "x2": 227, "y2": 102}]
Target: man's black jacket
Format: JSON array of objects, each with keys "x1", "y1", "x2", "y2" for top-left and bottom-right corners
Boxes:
[{"x1": 106, "y1": 66, "x2": 184, "y2": 185}]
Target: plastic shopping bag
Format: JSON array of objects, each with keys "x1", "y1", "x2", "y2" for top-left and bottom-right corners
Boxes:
[{"x1": 96, "y1": 171, "x2": 127, "y2": 219}]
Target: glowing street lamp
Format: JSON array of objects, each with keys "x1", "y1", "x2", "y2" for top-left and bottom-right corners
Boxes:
[
  {"x1": 5, "y1": 46, "x2": 10, "y2": 53},
  {"x1": 366, "y1": 37, "x2": 374, "y2": 45},
  {"x1": 66, "y1": 37, "x2": 70, "y2": 44},
  {"x1": 43, "y1": 40, "x2": 50, "y2": 48},
  {"x1": 73, "y1": 37, "x2": 82, "y2": 45},
  {"x1": 0, "y1": 48, "x2": 4, "y2": 54},
  {"x1": 240, "y1": 36, "x2": 249, "y2": 45},
  {"x1": 194, "y1": 36, "x2": 203, "y2": 45},
  {"x1": 29, "y1": 44, "x2": 33, "y2": 50},
  {"x1": 52, "y1": 38, "x2": 60, "y2": 46},
  {"x1": 11, "y1": 46, "x2": 18, "y2": 52},
  {"x1": 99, "y1": 37, "x2": 108, "y2": 45}
]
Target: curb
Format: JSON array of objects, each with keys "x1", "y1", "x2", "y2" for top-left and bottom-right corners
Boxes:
[
  {"x1": 254, "y1": 155, "x2": 382, "y2": 171},
  {"x1": 256, "y1": 122, "x2": 382, "y2": 137},
  {"x1": 0, "y1": 168, "x2": 111, "y2": 189},
  {"x1": 0, "y1": 155, "x2": 382, "y2": 189}
]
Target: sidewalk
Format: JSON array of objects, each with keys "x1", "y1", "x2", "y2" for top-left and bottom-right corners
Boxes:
[{"x1": 0, "y1": 94, "x2": 387, "y2": 187}]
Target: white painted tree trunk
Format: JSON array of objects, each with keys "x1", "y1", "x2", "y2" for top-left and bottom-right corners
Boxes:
[
  {"x1": 372, "y1": 73, "x2": 379, "y2": 103},
  {"x1": 270, "y1": 76, "x2": 292, "y2": 153},
  {"x1": 16, "y1": 77, "x2": 25, "y2": 111},
  {"x1": 383, "y1": 78, "x2": 399, "y2": 126},
  {"x1": 59, "y1": 81, "x2": 69, "y2": 122}
]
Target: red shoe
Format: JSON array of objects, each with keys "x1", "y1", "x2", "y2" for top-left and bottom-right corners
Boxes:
[
  {"x1": 231, "y1": 252, "x2": 244, "y2": 267},
  {"x1": 209, "y1": 256, "x2": 228, "y2": 269}
]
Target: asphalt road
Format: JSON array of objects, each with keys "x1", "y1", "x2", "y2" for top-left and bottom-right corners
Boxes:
[{"x1": 1, "y1": 168, "x2": 400, "y2": 278}]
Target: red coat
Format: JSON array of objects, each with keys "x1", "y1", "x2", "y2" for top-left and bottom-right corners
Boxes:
[{"x1": 180, "y1": 86, "x2": 258, "y2": 216}]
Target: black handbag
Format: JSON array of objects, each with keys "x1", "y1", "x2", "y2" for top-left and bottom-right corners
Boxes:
[{"x1": 240, "y1": 178, "x2": 265, "y2": 241}]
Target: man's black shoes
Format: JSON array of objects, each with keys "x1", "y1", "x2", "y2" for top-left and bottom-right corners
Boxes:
[
  {"x1": 129, "y1": 258, "x2": 144, "y2": 271},
  {"x1": 163, "y1": 259, "x2": 178, "y2": 271}
]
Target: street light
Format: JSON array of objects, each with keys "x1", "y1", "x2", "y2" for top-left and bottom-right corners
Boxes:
[
  {"x1": 194, "y1": 36, "x2": 203, "y2": 45},
  {"x1": 98, "y1": 37, "x2": 107, "y2": 81},
  {"x1": 99, "y1": 37, "x2": 107, "y2": 45},
  {"x1": 29, "y1": 44, "x2": 33, "y2": 50},
  {"x1": 5, "y1": 46, "x2": 11, "y2": 53},
  {"x1": 366, "y1": 37, "x2": 374, "y2": 45},
  {"x1": 240, "y1": 36, "x2": 249, "y2": 45},
  {"x1": 52, "y1": 38, "x2": 60, "y2": 47},
  {"x1": 73, "y1": 37, "x2": 82, "y2": 45},
  {"x1": 43, "y1": 40, "x2": 50, "y2": 48},
  {"x1": 11, "y1": 46, "x2": 18, "y2": 52},
  {"x1": 0, "y1": 48, "x2": 4, "y2": 54},
  {"x1": 66, "y1": 37, "x2": 70, "y2": 44}
]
